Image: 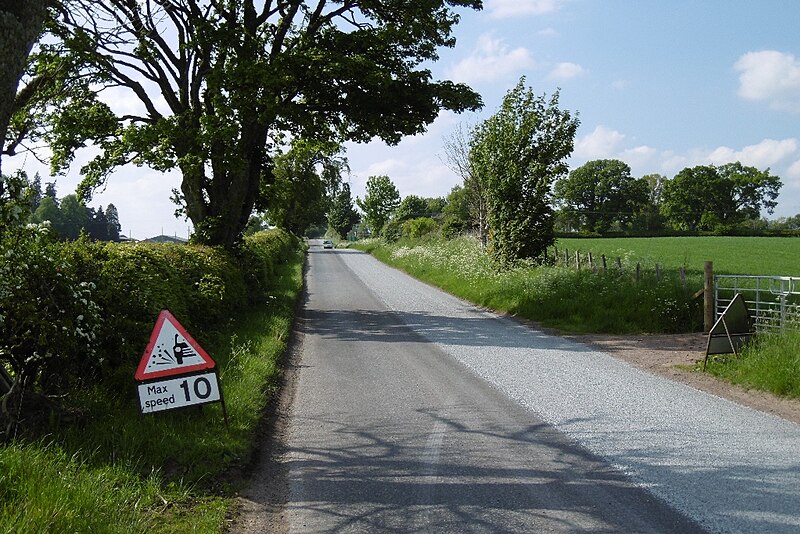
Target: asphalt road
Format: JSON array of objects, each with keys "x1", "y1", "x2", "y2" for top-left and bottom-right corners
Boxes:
[{"x1": 276, "y1": 244, "x2": 711, "y2": 532}]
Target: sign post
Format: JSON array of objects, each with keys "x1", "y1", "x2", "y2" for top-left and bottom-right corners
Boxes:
[{"x1": 135, "y1": 310, "x2": 228, "y2": 426}]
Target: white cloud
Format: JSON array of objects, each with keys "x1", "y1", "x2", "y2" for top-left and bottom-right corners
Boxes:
[
  {"x1": 735, "y1": 50, "x2": 800, "y2": 113},
  {"x1": 537, "y1": 28, "x2": 559, "y2": 38},
  {"x1": 660, "y1": 153, "x2": 689, "y2": 175},
  {"x1": 786, "y1": 160, "x2": 800, "y2": 182},
  {"x1": 447, "y1": 34, "x2": 534, "y2": 85},
  {"x1": 486, "y1": 0, "x2": 564, "y2": 19},
  {"x1": 547, "y1": 62, "x2": 586, "y2": 81},
  {"x1": 621, "y1": 145, "x2": 657, "y2": 169},
  {"x1": 573, "y1": 125, "x2": 625, "y2": 159},
  {"x1": 365, "y1": 158, "x2": 405, "y2": 177},
  {"x1": 394, "y1": 161, "x2": 456, "y2": 198},
  {"x1": 706, "y1": 138, "x2": 798, "y2": 168},
  {"x1": 611, "y1": 79, "x2": 629, "y2": 90}
]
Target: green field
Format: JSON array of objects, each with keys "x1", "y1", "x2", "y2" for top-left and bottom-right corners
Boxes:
[{"x1": 555, "y1": 236, "x2": 800, "y2": 276}]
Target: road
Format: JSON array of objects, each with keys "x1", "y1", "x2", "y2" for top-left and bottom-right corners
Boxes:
[{"x1": 240, "y1": 243, "x2": 800, "y2": 533}]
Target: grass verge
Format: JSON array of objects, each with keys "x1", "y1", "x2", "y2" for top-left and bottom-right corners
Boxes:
[
  {"x1": 703, "y1": 328, "x2": 800, "y2": 398},
  {"x1": 0, "y1": 248, "x2": 305, "y2": 533},
  {"x1": 355, "y1": 236, "x2": 799, "y2": 399},
  {"x1": 353, "y1": 237, "x2": 702, "y2": 334}
]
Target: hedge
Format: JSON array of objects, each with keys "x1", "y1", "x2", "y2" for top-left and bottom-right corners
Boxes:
[{"x1": 1, "y1": 228, "x2": 301, "y2": 433}]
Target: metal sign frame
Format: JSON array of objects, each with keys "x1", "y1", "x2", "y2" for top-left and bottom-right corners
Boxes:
[{"x1": 703, "y1": 293, "x2": 754, "y2": 370}]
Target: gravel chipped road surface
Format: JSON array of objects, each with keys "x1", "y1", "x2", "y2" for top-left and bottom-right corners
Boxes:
[{"x1": 236, "y1": 247, "x2": 800, "y2": 533}]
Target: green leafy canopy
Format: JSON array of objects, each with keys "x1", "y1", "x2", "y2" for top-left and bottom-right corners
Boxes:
[{"x1": 16, "y1": 0, "x2": 484, "y2": 248}]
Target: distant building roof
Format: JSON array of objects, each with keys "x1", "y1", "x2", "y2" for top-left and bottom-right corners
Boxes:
[{"x1": 141, "y1": 235, "x2": 189, "y2": 244}]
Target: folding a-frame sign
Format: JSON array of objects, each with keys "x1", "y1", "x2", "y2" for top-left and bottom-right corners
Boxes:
[
  {"x1": 703, "y1": 293, "x2": 754, "y2": 370},
  {"x1": 135, "y1": 310, "x2": 228, "y2": 426}
]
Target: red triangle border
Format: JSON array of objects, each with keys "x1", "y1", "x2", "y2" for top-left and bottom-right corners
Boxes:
[{"x1": 135, "y1": 310, "x2": 216, "y2": 381}]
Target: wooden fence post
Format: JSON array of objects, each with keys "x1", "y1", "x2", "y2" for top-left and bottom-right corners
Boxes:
[
  {"x1": 704, "y1": 261, "x2": 714, "y2": 333},
  {"x1": 635, "y1": 262, "x2": 641, "y2": 283},
  {"x1": 601, "y1": 254, "x2": 607, "y2": 273},
  {"x1": 680, "y1": 267, "x2": 687, "y2": 290},
  {"x1": 615, "y1": 257, "x2": 622, "y2": 270},
  {"x1": 655, "y1": 263, "x2": 661, "y2": 281},
  {"x1": 575, "y1": 250, "x2": 581, "y2": 270},
  {"x1": 588, "y1": 252, "x2": 594, "y2": 271}
]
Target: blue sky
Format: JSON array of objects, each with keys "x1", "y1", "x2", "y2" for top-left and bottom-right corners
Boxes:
[
  {"x1": 347, "y1": 0, "x2": 800, "y2": 219},
  {"x1": 7, "y1": 0, "x2": 800, "y2": 238}
]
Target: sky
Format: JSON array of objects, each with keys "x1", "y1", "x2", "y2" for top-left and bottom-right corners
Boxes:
[{"x1": 6, "y1": 0, "x2": 800, "y2": 239}]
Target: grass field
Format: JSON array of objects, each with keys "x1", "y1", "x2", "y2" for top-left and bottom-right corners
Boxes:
[{"x1": 556, "y1": 236, "x2": 800, "y2": 276}]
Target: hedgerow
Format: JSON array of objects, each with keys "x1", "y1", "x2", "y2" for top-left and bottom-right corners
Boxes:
[{"x1": 0, "y1": 225, "x2": 300, "y2": 438}]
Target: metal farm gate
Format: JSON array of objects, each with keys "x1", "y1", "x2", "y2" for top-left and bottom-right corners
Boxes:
[{"x1": 715, "y1": 275, "x2": 800, "y2": 331}]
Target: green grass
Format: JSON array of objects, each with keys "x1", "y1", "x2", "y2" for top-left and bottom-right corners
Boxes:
[
  {"x1": 0, "y1": 248, "x2": 305, "y2": 533},
  {"x1": 556, "y1": 236, "x2": 800, "y2": 276},
  {"x1": 355, "y1": 237, "x2": 702, "y2": 334},
  {"x1": 704, "y1": 328, "x2": 800, "y2": 398},
  {"x1": 0, "y1": 443, "x2": 163, "y2": 534}
]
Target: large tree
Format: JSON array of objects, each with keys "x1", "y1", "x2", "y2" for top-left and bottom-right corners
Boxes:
[
  {"x1": 553, "y1": 159, "x2": 649, "y2": 233},
  {"x1": 104, "y1": 203, "x2": 120, "y2": 241},
  {"x1": 394, "y1": 194, "x2": 429, "y2": 222},
  {"x1": 661, "y1": 163, "x2": 781, "y2": 231},
  {"x1": 260, "y1": 139, "x2": 341, "y2": 235},
  {"x1": 327, "y1": 182, "x2": 360, "y2": 239},
  {"x1": 30, "y1": 0, "x2": 482, "y2": 248},
  {"x1": 357, "y1": 175, "x2": 400, "y2": 237},
  {"x1": 470, "y1": 78, "x2": 578, "y2": 264}
]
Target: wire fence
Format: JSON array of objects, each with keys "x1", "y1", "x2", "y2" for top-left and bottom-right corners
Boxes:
[{"x1": 550, "y1": 247, "x2": 687, "y2": 287}]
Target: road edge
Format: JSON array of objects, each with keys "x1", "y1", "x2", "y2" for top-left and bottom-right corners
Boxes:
[{"x1": 225, "y1": 260, "x2": 309, "y2": 534}]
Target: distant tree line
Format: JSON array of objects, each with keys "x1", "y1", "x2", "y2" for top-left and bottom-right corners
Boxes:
[
  {"x1": 552, "y1": 159, "x2": 783, "y2": 235},
  {"x1": 15, "y1": 171, "x2": 122, "y2": 241}
]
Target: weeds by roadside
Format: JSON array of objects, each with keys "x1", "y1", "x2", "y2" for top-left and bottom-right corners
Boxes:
[
  {"x1": 703, "y1": 328, "x2": 800, "y2": 398},
  {"x1": 355, "y1": 235, "x2": 800, "y2": 401},
  {"x1": 353, "y1": 236, "x2": 703, "y2": 334}
]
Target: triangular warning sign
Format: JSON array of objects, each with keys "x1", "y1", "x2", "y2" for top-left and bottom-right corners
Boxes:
[{"x1": 135, "y1": 310, "x2": 215, "y2": 381}]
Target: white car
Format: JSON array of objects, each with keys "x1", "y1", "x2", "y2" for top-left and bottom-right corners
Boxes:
[{"x1": 322, "y1": 240, "x2": 334, "y2": 249}]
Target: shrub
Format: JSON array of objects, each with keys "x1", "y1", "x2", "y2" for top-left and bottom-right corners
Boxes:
[
  {"x1": 382, "y1": 219, "x2": 403, "y2": 242},
  {"x1": 0, "y1": 226, "x2": 103, "y2": 436},
  {"x1": 239, "y1": 229, "x2": 300, "y2": 304},
  {"x1": 402, "y1": 217, "x2": 438, "y2": 239}
]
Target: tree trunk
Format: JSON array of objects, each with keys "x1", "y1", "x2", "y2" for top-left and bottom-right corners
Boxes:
[
  {"x1": 183, "y1": 115, "x2": 270, "y2": 249},
  {"x1": 0, "y1": 1, "x2": 49, "y2": 175}
]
